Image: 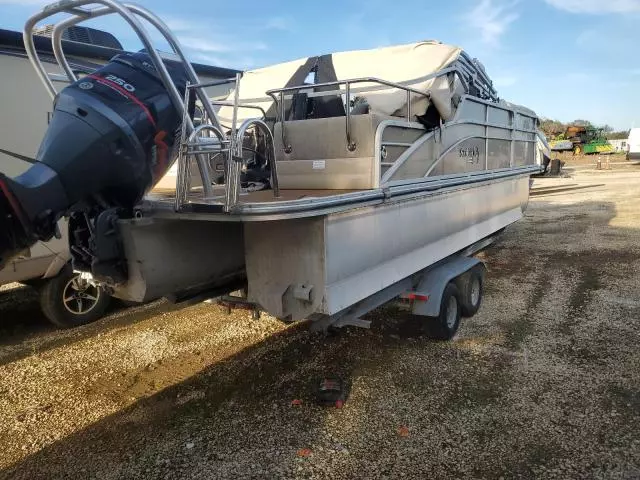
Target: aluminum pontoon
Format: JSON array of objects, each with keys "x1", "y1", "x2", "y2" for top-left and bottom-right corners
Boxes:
[{"x1": 0, "y1": 0, "x2": 542, "y2": 332}]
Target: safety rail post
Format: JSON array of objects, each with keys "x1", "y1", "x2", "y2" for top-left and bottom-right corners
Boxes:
[
  {"x1": 224, "y1": 73, "x2": 242, "y2": 212},
  {"x1": 345, "y1": 81, "x2": 356, "y2": 151},
  {"x1": 234, "y1": 119, "x2": 280, "y2": 199},
  {"x1": 280, "y1": 91, "x2": 291, "y2": 153},
  {"x1": 175, "y1": 82, "x2": 193, "y2": 210},
  {"x1": 484, "y1": 102, "x2": 489, "y2": 171}
]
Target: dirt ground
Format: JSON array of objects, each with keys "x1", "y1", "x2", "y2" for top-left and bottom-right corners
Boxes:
[
  {"x1": 550, "y1": 151, "x2": 627, "y2": 167},
  {"x1": 0, "y1": 160, "x2": 639, "y2": 479}
]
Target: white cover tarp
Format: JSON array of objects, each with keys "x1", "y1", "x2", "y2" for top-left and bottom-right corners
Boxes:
[
  {"x1": 216, "y1": 40, "x2": 463, "y2": 126},
  {"x1": 329, "y1": 41, "x2": 461, "y2": 120},
  {"x1": 216, "y1": 57, "x2": 310, "y2": 127}
]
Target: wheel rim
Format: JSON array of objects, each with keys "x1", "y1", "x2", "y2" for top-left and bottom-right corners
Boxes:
[
  {"x1": 470, "y1": 277, "x2": 481, "y2": 307},
  {"x1": 446, "y1": 295, "x2": 458, "y2": 329},
  {"x1": 63, "y1": 275, "x2": 101, "y2": 315}
]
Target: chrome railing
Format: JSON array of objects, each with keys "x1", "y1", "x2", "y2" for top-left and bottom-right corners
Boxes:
[
  {"x1": 24, "y1": 0, "x2": 218, "y2": 196},
  {"x1": 23, "y1": 0, "x2": 279, "y2": 213},
  {"x1": 266, "y1": 77, "x2": 430, "y2": 153},
  {"x1": 23, "y1": 1, "x2": 498, "y2": 214},
  {"x1": 178, "y1": 76, "x2": 279, "y2": 211}
]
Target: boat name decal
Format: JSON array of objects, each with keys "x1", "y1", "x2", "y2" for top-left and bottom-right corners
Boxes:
[{"x1": 459, "y1": 145, "x2": 480, "y2": 163}]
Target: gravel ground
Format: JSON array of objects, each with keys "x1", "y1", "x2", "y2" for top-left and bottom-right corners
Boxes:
[{"x1": 0, "y1": 162, "x2": 639, "y2": 479}]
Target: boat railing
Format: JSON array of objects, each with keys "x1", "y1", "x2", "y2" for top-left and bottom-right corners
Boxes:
[
  {"x1": 178, "y1": 78, "x2": 280, "y2": 212},
  {"x1": 23, "y1": 1, "x2": 505, "y2": 216},
  {"x1": 24, "y1": 0, "x2": 221, "y2": 198},
  {"x1": 184, "y1": 78, "x2": 268, "y2": 121},
  {"x1": 23, "y1": 0, "x2": 280, "y2": 214},
  {"x1": 266, "y1": 77, "x2": 431, "y2": 154}
]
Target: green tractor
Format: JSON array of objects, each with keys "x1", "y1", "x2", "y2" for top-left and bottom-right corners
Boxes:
[{"x1": 564, "y1": 125, "x2": 614, "y2": 155}]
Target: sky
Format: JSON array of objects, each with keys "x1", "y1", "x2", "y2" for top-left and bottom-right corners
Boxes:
[{"x1": 1, "y1": 0, "x2": 639, "y2": 130}]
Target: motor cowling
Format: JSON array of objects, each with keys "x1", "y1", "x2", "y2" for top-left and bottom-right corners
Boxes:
[{"x1": 0, "y1": 52, "x2": 188, "y2": 269}]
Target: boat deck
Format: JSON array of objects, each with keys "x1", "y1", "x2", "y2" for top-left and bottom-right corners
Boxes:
[
  {"x1": 141, "y1": 165, "x2": 541, "y2": 221},
  {"x1": 147, "y1": 188, "x2": 360, "y2": 204},
  {"x1": 142, "y1": 184, "x2": 383, "y2": 220}
]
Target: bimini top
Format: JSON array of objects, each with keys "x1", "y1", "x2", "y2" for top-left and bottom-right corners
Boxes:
[{"x1": 217, "y1": 40, "x2": 499, "y2": 127}]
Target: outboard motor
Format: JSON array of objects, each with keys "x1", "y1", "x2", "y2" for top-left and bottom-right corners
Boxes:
[{"x1": 0, "y1": 52, "x2": 189, "y2": 278}]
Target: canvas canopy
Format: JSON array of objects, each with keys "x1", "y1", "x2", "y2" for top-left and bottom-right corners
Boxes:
[
  {"x1": 216, "y1": 41, "x2": 465, "y2": 128},
  {"x1": 216, "y1": 56, "x2": 315, "y2": 127}
]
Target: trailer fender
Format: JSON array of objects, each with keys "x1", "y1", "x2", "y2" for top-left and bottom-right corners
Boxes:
[{"x1": 406, "y1": 256, "x2": 483, "y2": 317}]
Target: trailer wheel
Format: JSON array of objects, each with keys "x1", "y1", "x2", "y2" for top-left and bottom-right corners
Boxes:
[
  {"x1": 457, "y1": 266, "x2": 484, "y2": 317},
  {"x1": 423, "y1": 283, "x2": 461, "y2": 341},
  {"x1": 40, "y1": 265, "x2": 111, "y2": 328}
]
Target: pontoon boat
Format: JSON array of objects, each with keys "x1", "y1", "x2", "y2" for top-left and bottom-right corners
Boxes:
[{"x1": 0, "y1": 0, "x2": 543, "y2": 331}]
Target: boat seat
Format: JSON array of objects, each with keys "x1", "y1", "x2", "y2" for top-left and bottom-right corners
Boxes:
[{"x1": 273, "y1": 113, "x2": 396, "y2": 190}]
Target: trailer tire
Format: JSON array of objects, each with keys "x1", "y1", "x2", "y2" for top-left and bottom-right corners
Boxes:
[
  {"x1": 423, "y1": 282, "x2": 461, "y2": 341},
  {"x1": 457, "y1": 266, "x2": 484, "y2": 317},
  {"x1": 21, "y1": 278, "x2": 46, "y2": 289},
  {"x1": 40, "y1": 265, "x2": 111, "y2": 328}
]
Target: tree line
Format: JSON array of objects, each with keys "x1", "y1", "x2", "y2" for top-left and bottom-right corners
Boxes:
[{"x1": 539, "y1": 118, "x2": 630, "y2": 140}]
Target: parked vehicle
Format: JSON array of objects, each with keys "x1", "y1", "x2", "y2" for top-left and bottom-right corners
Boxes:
[
  {"x1": 550, "y1": 125, "x2": 614, "y2": 155},
  {"x1": 627, "y1": 128, "x2": 640, "y2": 161},
  {"x1": 0, "y1": 220, "x2": 112, "y2": 327}
]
